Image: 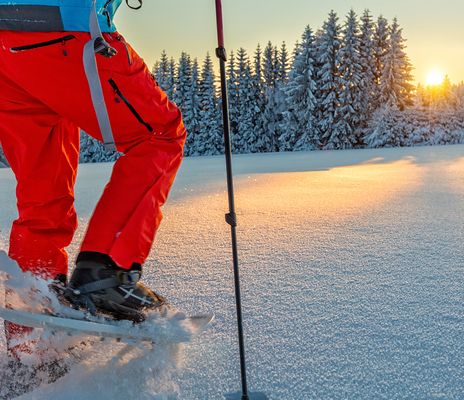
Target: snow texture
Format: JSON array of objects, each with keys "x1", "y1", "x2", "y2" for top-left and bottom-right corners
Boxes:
[{"x1": 1, "y1": 145, "x2": 464, "y2": 399}]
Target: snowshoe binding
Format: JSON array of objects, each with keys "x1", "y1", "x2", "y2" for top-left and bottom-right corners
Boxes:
[{"x1": 66, "y1": 252, "x2": 165, "y2": 323}]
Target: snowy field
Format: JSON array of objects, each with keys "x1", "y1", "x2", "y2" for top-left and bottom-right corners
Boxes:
[{"x1": 1, "y1": 145, "x2": 464, "y2": 399}]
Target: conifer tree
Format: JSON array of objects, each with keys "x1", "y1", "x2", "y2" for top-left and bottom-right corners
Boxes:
[
  {"x1": 263, "y1": 41, "x2": 277, "y2": 88},
  {"x1": 334, "y1": 9, "x2": 363, "y2": 148},
  {"x1": 380, "y1": 18, "x2": 414, "y2": 110},
  {"x1": 273, "y1": 43, "x2": 290, "y2": 150},
  {"x1": 79, "y1": 132, "x2": 119, "y2": 163},
  {"x1": 0, "y1": 144, "x2": 8, "y2": 167},
  {"x1": 152, "y1": 60, "x2": 160, "y2": 77},
  {"x1": 316, "y1": 10, "x2": 342, "y2": 149},
  {"x1": 254, "y1": 44, "x2": 263, "y2": 83},
  {"x1": 278, "y1": 42, "x2": 290, "y2": 83},
  {"x1": 174, "y1": 52, "x2": 195, "y2": 154},
  {"x1": 196, "y1": 53, "x2": 223, "y2": 155},
  {"x1": 373, "y1": 16, "x2": 390, "y2": 109},
  {"x1": 234, "y1": 48, "x2": 260, "y2": 153},
  {"x1": 184, "y1": 59, "x2": 201, "y2": 155},
  {"x1": 153, "y1": 51, "x2": 173, "y2": 96},
  {"x1": 442, "y1": 75, "x2": 458, "y2": 109},
  {"x1": 262, "y1": 42, "x2": 281, "y2": 151},
  {"x1": 167, "y1": 57, "x2": 176, "y2": 99},
  {"x1": 252, "y1": 45, "x2": 272, "y2": 152},
  {"x1": 358, "y1": 9, "x2": 377, "y2": 129},
  {"x1": 280, "y1": 26, "x2": 318, "y2": 151}
]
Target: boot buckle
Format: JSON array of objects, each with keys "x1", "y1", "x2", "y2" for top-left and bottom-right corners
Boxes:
[{"x1": 117, "y1": 270, "x2": 141, "y2": 285}]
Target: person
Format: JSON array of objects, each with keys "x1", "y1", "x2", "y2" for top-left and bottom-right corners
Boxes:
[{"x1": 0, "y1": 0, "x2": 186, "y2": 359}]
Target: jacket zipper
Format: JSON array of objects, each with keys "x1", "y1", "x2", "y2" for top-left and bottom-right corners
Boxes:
[
  {"x1": 108, "y1": 79, "x2": 153, "y2": 133},
  {"x1": 10, "y1": 35, "x2": 76, "y2": 53},
  {"x1": 103, "y1": 0, "x2": 116, "y2": 27}
]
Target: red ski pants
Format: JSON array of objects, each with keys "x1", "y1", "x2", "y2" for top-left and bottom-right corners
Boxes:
[{"x1": 0, "y1": 30, "x2": 186, "y2": 278}]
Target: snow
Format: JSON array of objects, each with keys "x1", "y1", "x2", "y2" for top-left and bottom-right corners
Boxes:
[{"x1": 1, "y1": 145, "x2": 464, "y2": 399}]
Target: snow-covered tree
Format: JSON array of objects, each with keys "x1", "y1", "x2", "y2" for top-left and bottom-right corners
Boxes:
[
  {"x1": 195, "y1": 53, "x2": 223, "y2": 155},
  {"x1": 373, "y1": 16, "x2": 390, "y2": 110},
  {"x1": 456, "y1": 83, "x2": 464, "y2": 109},
  {"x1": 365, "y1": 105, "x2": 464, "y2": 148},
  {"x1": 263, "y1": 41, "x2": 278, "y2": 88},
  {"x1": 262, "y1": 88, "x2": 280, "y2": 152},
  {"x1": 185, "y1": 59, "x2": 201, "y2": 155},
  {"x1": 364, "y1": 106, "x2": 403, "y2": 147},
  {"x1": 153, "y1": 51, "x2": 175, "y2": 99},
  {"x1": 79, "y1": 132, "x2": 119, "y2": 163},
  {"x1": 167, "y1": 57, "x2": 176, "y2": 99},
  {"x1": 334, "y1": 9, "x2": 363, "y2": 148},
  {"x1": 380, "y1": 18, "x2": 414, "y2": 110},
  {"x1": 262, "y1": 41, "x2": 282, "y2": 151},
  {"x1": 174, "y1": 52, "x2": 192, "y2": 110},
  {"x1": 254, "y1": 44, "x2": 263, "y2": 84},
  {"x1": 278, "y1": 42, "x2": 290, "y2": 83},
  {"x1": 252, "y1": 45, "x2": 272, "y2": 152},
  {"x1": 0, "y1": 144, "x2": 8, "y2": 167},
  {"x1": 315, "y1": 10, "x2": 342, "y2": 149},
  {"x1": 358, "y1": 9, "x2": 377, "y2": 130},
  {"x1": 174, "y1": 53, "x2": 201, "y2": 155},
  {"x1": 280, "y1": 26, "x2": 318, "y2": 150},
  {"x1": 234, "y1": 48, "x2": 263, "y2": 153}
]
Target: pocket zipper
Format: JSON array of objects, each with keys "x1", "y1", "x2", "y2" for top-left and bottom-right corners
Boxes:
[
  {"x1": 10, "y1": 35, "x2": 76, "y2": 53},
  {"x1": 116, "y1": 35, "x2": 132, "y2": 65},
  {"x1": 108, "y1": 79, "x2": 153, "y2": 133}
]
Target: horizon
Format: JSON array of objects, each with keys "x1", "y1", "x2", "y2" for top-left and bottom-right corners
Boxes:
[{"x1": 115, "y1": 0, "x2": 464, "y2": 85}]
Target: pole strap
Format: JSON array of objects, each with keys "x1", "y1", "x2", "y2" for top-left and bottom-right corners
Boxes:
[{"x1": 83, "y1": 0, "x2": 117, "y2": 152}]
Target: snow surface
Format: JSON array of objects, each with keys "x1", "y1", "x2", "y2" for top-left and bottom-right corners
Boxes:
[{"x1": 1, "y1": 145, "x2": 464, "y2": 399}]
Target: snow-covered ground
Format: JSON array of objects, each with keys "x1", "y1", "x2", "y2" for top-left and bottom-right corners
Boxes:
[{"x1": 1, "y1": 145, "x2": 464, "y2": 399}]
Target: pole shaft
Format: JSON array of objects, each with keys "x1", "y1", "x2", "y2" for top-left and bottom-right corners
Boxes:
[
  {"x1": 215, "y1": 0, "x2": 225, "y2": 48},
  {"x1": 214, "y1": 1, "x2": 249, "y2": 399}
]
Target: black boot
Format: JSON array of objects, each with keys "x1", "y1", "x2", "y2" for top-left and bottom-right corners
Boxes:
[{"x1": 67, "y1": 252, "x2": 165, "y2": 322}]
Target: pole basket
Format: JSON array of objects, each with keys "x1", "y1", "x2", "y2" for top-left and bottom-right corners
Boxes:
[{"x1": 225, "y1": 392, "x2": 269, "y2": 400}]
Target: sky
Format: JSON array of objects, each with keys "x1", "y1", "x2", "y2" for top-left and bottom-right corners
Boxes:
[{"x1": 115, "y1": 0, "x2": 464, "y2": 85}]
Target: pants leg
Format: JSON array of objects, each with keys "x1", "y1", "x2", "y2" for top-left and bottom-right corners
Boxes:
[
  {"x1": 0, "y1": 74, "x2": 80, "y2": 278},
  {"x1": 0, "y1": 30, "x2": 186, "y2": 269},
  {"x1": 0, "y1": 71, "x2": 80, "y2": 357}
]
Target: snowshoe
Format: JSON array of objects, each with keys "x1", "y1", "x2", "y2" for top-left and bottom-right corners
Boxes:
[{"x1": 66, "y1": 252, "x2": 166, "y2": 322}]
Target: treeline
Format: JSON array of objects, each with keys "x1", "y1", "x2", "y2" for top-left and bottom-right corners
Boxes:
[
  {"x1": 152, "y1": 9, "x2": 417, "y2": 156},
  {"x1": 1, "y1": 9, "x2": 463, "y2": 167},
  {"x1": 366, "y1": 81, "x2": 464, "y2": 148},
  {"x1": 75, "y1": 8, "x2": 421, "y2": 162},
  {"x1": 150, "y1": 9, "x2": 463, "y2": 155}
]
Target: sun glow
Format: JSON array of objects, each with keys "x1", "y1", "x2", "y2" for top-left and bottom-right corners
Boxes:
[{"x1": 426, "y1": 70, "x2": 445, "y2": 86}]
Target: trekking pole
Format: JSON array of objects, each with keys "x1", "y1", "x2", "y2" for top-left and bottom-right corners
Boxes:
[{"x1": 214, "y1": 2, "x2": 268, "y2": 399}]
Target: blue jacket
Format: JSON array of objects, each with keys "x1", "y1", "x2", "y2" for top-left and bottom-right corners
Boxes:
[{"x1": 0, "y1": 0, "x2": 122, "y2": 32}]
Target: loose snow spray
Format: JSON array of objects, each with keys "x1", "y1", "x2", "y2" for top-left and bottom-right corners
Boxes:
[
  {"x1": 24, "y1": 338, "x2": 183, "y2": 400},
  {"x1": 0, "y1": 252, "x2": 193, "y2": 399}
]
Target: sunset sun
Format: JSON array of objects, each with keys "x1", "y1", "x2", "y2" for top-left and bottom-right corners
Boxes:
[{"x1": 426, "y1": 70, "x2": 445, "y2": 86}]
